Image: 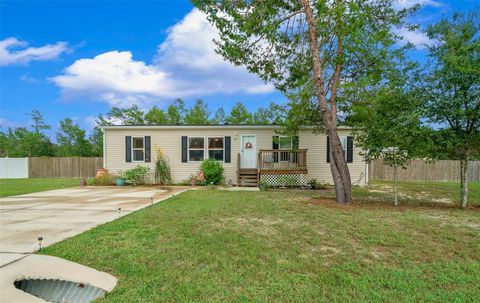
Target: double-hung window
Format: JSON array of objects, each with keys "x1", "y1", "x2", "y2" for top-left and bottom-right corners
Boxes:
[
  {"x1": 132, "y1": 137, "x2": 145, "y2": 162},
  {"x1": 188, "y1": 137, "x2": 204, "y2": 161},
  {"x1": 208, "y1": 137, "x2": 224, "y2": 161}
]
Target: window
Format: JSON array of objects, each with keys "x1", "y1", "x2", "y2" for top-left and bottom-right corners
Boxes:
[
  {"x1": 208, "y1": 137, "x2": 224, "y2": 161},
  {"x1": 278, "y1": 136, "x2": 293, "y2": 149},
  {"x1": 132, "y1": 137, "x2": 144, "y2": 162},
  {"x1": 189, "y1": 137, "x2": 204, "y2": 161}
]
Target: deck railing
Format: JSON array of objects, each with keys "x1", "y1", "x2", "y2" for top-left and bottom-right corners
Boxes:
[{"x1": 258, "y1": 149, "x2": 308, "y2": 171}]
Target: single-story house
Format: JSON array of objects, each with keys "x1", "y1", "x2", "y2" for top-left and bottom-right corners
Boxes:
[{"x1": 101, "y1": 124, "x2": 368, "y2": 186}]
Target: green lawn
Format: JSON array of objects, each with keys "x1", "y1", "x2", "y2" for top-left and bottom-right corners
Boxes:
[
  {"x1": 42, "y1": 185, "x2": 480, "y2": 302},
  {"x1": 352, "y1": 180, "x2": 480, "y2": 207},
  {"x1": 0, "y1": 178, "x2": 79, "y2": 197}
]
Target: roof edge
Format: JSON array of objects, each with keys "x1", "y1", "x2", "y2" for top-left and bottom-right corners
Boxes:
[{"x1": 100, "y1": 124, "x2": 352, "y2": 130}]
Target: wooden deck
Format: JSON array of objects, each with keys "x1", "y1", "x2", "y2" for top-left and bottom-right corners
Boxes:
[
  {"x1": 236, "y1": 150, "x2": 308, "y2": 186},
  {"x1": 258, "y1": 149, "x2": 308, "y2": 173}
]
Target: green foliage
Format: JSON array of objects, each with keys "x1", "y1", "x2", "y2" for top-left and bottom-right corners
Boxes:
[
  {"x1": 154, "y1": 148, "x2": 171, "y2": 185},
  {"x1": 28, "y1": 109, "x2": 51, "y2": 133},
  {"x1": 184, "y1": 99, "x2": 211, "y2": 124},
  {"x1": 124, "y1": 165, "x2": 151, "y2": 186},
  {"x1": 307, "y1": 178, "x2": 329, "y2": 190},
  {"x1": 145, "y1": 106, "x2": 168, "y2": 125},
  {"x1": 423, "y1": 11, "x2": 480, "y2": 161},
  {"x1": 89, "y1": 127, "x2": 103, "y2": 157},
  {"x1": 347, "y1": 63, "x2": 428, "y2": 167},
  {"x1": 193, "y1": 0, "x2": 413, "y2": 128},
  {"x1": 0, "y1": 127, "x2": 55, "y2": 157},
  {"x1": 200, "y1": 159, "x2": 224, "y2": 185},
  {"x1": 211, "y1": 107, "x2": 226, "y2": 124},
  {"x1": 93, "y1": 173, "x2": 115, "y2": 186},
  {"x1": 1, "y1": 100, "x2": 287, "y2": 158},
  {"x1": 166, "y1": 98, "x2": 186, "y2": 124},
  {"x1": 225, "y1": 102, "x2": 253, "y2": 124},
  {"x1": 0, "y1": 110, "x2": 55, "y2": 157},
  {"x1": 259, "y1": 180, "x2": 270, "y2": 191},
  {"x1": 98, "y1": 104, "x2": 145, "y2": 125},
  {"x1": 56, "y1": 118, "x2": 93, "y2": 157}
]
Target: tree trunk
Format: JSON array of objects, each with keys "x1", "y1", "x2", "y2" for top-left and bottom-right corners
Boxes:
[
  {"x1": 325, "y1": 120, "x2": 352, "y2": 204},
  {"x1": 300, "y1": 0, "x2": 352, "y2": 204},
  {"x1": 393, "y1": 146, "x2": 398, "y2": 206},
  {"x1": 460, "y1": 157, "x2": 469, "y2": 209},
  {"x1": 393, "y1": 163, "x2": 398, "y2": 207}
]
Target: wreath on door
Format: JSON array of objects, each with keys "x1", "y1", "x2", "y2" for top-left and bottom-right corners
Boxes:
[{"x1": 245, "y1": 142, "x2": 253, "y2": 149}]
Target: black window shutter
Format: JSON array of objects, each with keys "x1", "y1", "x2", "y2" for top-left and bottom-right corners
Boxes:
[
  {"x1": 125, "y1": 136, "x2": 132, "y2": 162},
  {"x1": 347, "y1": 136, "x2": 353, "y2": 163},
  {"x1": 224, "y1": 136, "x2": 231, "y2": 163},
  {"x1": 272, "y1": 135, "x2": 279, "y2": 163},
  {"x1": 181, "y1": 136, "x2": 188, "y2": 163},
  {"x1": 292, "y1": 136, "x2": 299, "y2": 150},
  {"x1": 145, "y1": 136, "x2": 151, "y2": 162},
  {"x1": 326, "y1": 136, "x2": 330, "y2": 163}
]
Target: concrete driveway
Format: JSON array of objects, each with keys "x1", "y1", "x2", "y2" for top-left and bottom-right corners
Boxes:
[{"x1": 0, "y1": 186, "x2": 186, "y2": 267}]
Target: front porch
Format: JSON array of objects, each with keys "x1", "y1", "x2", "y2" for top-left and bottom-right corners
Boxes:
[{"x1": 237, "y1": 149, "x2": 308, "y2": 187}]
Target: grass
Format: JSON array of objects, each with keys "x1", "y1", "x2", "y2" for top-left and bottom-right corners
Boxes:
[
  {"x1": 42, "y1": 183, "x2": 480, "y2": 302},
  {"x1": 351, "y1": 180, "x2": 480, "y2": 207},
  {"x1": 0, "y1": 178, "x2": 79, "y2": 197}
]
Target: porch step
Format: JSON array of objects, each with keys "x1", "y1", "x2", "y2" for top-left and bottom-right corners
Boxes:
[{"x1": 238, "y1": 169, "x2": 259, "y2": 187}]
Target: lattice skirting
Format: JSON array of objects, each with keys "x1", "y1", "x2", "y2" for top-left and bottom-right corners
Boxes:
[{"x1": 260, "y1": 173, "x2": 308, "y2": 187}]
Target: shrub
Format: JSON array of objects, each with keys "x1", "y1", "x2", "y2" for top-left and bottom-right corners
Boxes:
[
  {"x1": 125, "y1": 165, "x2": 151, "y2": 186},
  {"x1": 259, "y1": 181, "x2": 270, "y2": 191},
  {"x1": 200, "y1": 159, "x2": 224, "y2": 185},
  {"x1": 154, "y1": 146, "x2": 171, "y2": 185},
  {"x1": 308, "y1": 178, "x2": 329, "y2": 190},
  {"x1": 93, "y1": 173, "x2": 115, "y2": 185}
]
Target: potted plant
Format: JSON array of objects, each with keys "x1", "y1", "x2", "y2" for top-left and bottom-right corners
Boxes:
[
  {"x1": 96, "y1": 168, "x2": 108, "y2": 178},
  {"x1": 115, "y1": 171, "x2": 126, "y2": 186}
]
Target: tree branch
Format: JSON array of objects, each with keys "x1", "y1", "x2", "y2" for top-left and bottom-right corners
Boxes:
[{"x1": 329, "y1": 34, "x2": 344, "y2": 127}]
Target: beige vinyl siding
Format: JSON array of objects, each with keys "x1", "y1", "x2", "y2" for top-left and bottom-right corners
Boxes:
[{"x1": 103, "y1": 127, "x2": 367, "y2": 186}]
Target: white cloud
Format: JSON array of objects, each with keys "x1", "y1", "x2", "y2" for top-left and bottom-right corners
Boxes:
[
  {"x1": 52, "y1": 51, "x2": 171, "y2": 106},
  {"x1": 0, "y1": 37, "x2": 68, "y2": 66},
  {"x1": 394, "y1": 0, "x2": 443, "y2": 9},
  {"x1": 396, "y1": 27, "x2": 433, "y2": 49},
  {"x1": 51, "y1": 8, "x2": 274, "y2": 107}
]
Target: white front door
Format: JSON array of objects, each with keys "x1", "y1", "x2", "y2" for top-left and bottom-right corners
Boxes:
[{"x1": 240, "y1": 135, "x2": 257, "y2": 168}]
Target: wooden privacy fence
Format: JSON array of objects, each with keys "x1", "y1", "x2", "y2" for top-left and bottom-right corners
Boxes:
[
  {"x1": 28, "y1": 157, "x2": 103, "y2": 178},
  {"x1": 369, "y1": 159, "x2": 480, "y2": 182}
]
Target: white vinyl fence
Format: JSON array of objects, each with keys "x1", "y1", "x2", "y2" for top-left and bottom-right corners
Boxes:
[{"x1": 0, "y1": 158, "x2": 29, "y2": 179}]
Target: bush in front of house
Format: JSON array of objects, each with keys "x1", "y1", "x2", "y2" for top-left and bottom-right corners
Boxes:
[
  {"x1": 307, "y1": 178, "x2": 329, "y2": 190},
  {"x1": 154, "y1": 147, "x2": 171, "y2": 185},
  {"x1": 200, "y1": 159, "x2": 224, "y2": 185},
  {"x1": 125, "y1": 165, "x2": 151, "y2": 186},
  {"x1": 92, "y1": 173, "x2": 115, "y2": 185}
]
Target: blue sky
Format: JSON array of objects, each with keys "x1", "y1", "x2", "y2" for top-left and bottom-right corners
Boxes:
[{"x1": 0, "y1": 0, "x2": 478, "y2": 137}]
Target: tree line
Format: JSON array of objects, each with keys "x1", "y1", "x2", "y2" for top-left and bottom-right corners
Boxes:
[{"x1": 0, "y1": 100, "x2": 284, "y2": 158}]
